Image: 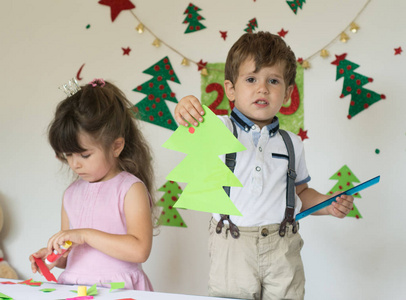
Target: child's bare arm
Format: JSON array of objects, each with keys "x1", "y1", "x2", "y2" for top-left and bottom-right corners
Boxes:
[
  {"x1": 296, "y1": 183, "x2": 354, "y2": 218},
  {"x1": 174, "y1": 95, "x2": 204, "y2": 127}
]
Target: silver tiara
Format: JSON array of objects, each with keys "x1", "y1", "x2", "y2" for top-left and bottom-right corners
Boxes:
[{"x1": 58, "y1": 78, "x2": 81, "y2": 96}]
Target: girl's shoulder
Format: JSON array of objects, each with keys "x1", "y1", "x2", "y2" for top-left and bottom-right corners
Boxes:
[{"x1": 118, "y1": 171, "x2": 142, "y2": 184}]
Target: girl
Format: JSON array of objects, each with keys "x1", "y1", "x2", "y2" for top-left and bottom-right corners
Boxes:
[{"x1": 29, "y1": 78, "x2": 155, "y2": 290}]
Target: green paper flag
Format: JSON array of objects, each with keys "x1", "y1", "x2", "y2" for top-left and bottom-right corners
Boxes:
[
  {"x1": 87, "y1": 284, "x2": 98, "y2": 296},
  {"x1": 163, "y1": 105, "x2": 246, "y2": 216},
  {"x1": 40, "y1": 288, "x2": 56, "y2": 293},
  {"x1": 108, "y1": 282, "x2": 125, "y2": 292},
  {"x1": 0, "y1": 292, "x2": 12, "y2": 300}
]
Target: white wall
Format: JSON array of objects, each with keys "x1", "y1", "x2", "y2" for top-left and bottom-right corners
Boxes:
[{"x1": 1, "y1": 0, "x2": 405, "y2": 299}]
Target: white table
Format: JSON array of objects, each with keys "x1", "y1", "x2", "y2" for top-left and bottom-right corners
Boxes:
[{"x1": 0, "y1": 278, "x2": 240, "y2": 300}]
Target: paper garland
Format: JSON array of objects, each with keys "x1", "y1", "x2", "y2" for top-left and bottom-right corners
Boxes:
[
  {"x1": 157, "y1": 181, "x2": 187, "y2": 227},
  {"x1": 331, "y1": 53, "x2": 386, "y2": 119},
  {"x1": 182, "y1": 3, "x2": 206, "y2": 34},
  {"x1": 133, "y1": 56, "x2": 180, "y2": 131},
  {"x1": 327, "y1": 165, "x2": 362, "y2": 219},
  {"x1": 162, "y1": 105, "x2": 246, "y2": 216}
]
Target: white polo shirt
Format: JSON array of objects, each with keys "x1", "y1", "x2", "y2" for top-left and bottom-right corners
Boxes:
[{"x1": 213, "y1": 109, "x2": 311, "y2": 227}]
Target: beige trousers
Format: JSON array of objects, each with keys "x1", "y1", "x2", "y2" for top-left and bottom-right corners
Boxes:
[{"x1": 208, "y1": 218, "x2": 305, "y2": 300}]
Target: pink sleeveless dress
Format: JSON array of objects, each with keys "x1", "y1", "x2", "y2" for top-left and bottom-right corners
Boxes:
[{"x1": 58, "y1": 171, "x2": 153, "y2": 291}]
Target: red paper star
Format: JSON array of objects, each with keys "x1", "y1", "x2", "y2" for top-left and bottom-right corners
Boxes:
[
  {"x1": 277, "y1": 28, "x2": 288, "y2": 38},
  {"x1": 197, "y1": 59, "x2": 207, "y2": 71},
  {"x1": 220, "y1": 31, "x2": 228, "y2": 41},
  {"x1": 394, "y1": 47, "x2": 402, "y2": 55},
  {"x1": 297, "y1": 128, "x2": 308, "y2": 141},
  {"x1": 331, "y1": 53, "x2": 348, "y2": 66},
  {"x1": 99, "y1": 0, "x2": 135, "y2": 22},
  {"x1": 122, "y1": 47, "x2": 131, "y2": 55}
]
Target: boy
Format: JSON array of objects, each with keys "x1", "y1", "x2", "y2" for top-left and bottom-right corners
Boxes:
[{"x1": 174, "y1": 32, "x2": 354, "y2": 300}]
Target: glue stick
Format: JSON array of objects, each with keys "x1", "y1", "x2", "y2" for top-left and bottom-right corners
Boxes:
[{"x1": 45, "y1": 241, "x2": 72, "y2": 265}]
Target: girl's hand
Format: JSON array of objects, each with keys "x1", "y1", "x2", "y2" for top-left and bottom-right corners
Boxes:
[
  {"x1": 174, "y1": 95, "x2": 204, "y2": 127},
  {"x1": 328, "y1": 193, "x2": 354, "y2": 218},
  {"x1": 47, "y1": 229, "x2": 87, "y2": 254},
  {"x1": 29, "y1": 248, "x2": 54, "y2": 274}
]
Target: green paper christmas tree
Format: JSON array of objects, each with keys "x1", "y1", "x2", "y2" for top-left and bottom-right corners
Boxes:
[
  {"x1": 244, "y1": 18, "x2": 258, "y2": 33},
  {"x1": 133, "y1": 56, "x2": 180, "y2": 131},
  {"x1": 182, "y1": 3, "x2": 206, "y2": 34},
  {"x1": 162, "y1": 105, "x2": 246, "y2": 216},
  {"x1": 286, "y1": 0, "x2": 306, "y2": 14},
  {"x1": 156, "y1": 181, "x2": 187, "y2": 227},
  {"x1": 331, "y1": 53, "x2": 386, "y2": 119},
  {"x1": 327, "y1": 165, "x2": 362, "y2": 219}
]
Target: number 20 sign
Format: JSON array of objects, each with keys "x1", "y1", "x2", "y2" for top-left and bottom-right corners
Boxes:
[{"x1": 200, "y1": 62, "x2": 304, "y2": 134}]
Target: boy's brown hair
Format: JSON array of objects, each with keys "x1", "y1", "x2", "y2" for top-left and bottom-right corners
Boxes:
[{"x1": 225, "y1": 31, "x2": 297, "y2": 87}]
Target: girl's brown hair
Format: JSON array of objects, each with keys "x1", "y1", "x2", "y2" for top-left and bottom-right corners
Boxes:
[
  {"x1": 48, "y1": 80, "x2": 156, "y2": 221},
  {"x1": 225, "y1": 31, "x2": 297, "y2": 87}
]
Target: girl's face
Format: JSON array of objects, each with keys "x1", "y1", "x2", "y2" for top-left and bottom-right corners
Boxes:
[{"x1": 64, "y1": 133, "x2": 119, "y2": 183}]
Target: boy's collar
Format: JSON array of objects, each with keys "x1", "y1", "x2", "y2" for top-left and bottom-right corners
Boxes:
[{"x1": 230, "y1": 107, "x2": 279, "y2": 137}]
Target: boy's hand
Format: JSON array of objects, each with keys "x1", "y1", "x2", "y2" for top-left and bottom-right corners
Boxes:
[
  {"x1": 328, "y1": 193, "x2": 354, "y2": 218},
  {"x1": 174, "y1": 95, "x2": 204, "y2": 127}
]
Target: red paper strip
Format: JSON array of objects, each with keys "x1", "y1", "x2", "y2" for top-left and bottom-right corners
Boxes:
[
  {"x1": 33, "y1": 257, "x2": 58, "y2": 282},
  {"x1": 19, "y1": 278, "x2": 43, "y2": 286}
]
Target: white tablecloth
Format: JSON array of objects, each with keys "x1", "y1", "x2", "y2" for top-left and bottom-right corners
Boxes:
[{"x1": 0, "y1": 278, "x2": 239, "y2": 300}]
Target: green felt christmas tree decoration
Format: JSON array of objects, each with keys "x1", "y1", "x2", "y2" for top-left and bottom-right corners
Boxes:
[
  {"x1": 182, "y1": 3, "x2": 206, "y2": 34},
  {"x1": 244, "y1": 18, "x2": 258, "y2": 33},
  {"x1": 327, "y1": 165, "x2": 362, "y2": 219},
  {"x1": 331, "y1": 53, "x2": 386, "y2": 119},
  {"x1": 286, "y1": 0, "x2": 306, "y2": 14},
  {"x1": 162, "y1": 105, "x2": 246, "y2": 216},
  {"x1": 157, "y1": 181, "x2": 187, "y2": 227},
  {"x1": 133, "y1": 56, "x2": 180, "y2": 131}
]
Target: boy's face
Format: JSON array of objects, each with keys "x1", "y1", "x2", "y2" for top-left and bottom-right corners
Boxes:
[{"x1": 224, "y1": 58, "x2": 293, "y2": 129}]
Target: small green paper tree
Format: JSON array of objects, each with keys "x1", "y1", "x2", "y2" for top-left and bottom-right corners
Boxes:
[
  {"x1": 133, "y1": 56, "x2": 180, "y2": 131},
  {"x1": 162, "y1": 105, "x2": 246, "y2": 216},
  {"x1": 331, "y1": 53, "x2": 386, "y2": 119},
  {"x1": 182, "y1": 3, "x2": 206, "y2": 34},
  {"x1": 244, "y1": 18, "x2": 258, "y2": 33},
  {"x1": 286, "y1": 0, "x2": 306, "y2": 14},
  {"x1": 327, "y1": 165, "x2": 362, "y2": 219},
  {"x1": 156, "y1": 181, "x2": 187, "y2": 227}
]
